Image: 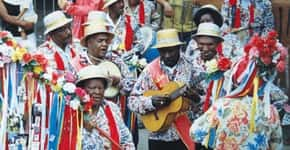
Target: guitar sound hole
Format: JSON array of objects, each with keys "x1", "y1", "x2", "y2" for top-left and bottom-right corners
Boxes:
[{"x1": 154, "y1": 112, "x2": 159, "y2": 120}]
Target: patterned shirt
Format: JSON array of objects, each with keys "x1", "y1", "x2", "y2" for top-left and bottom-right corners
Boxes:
[
  {"x1": 37, "y1": 39, "x2": 77, "y2": 73},
  {"x1": 128, "y1": 55, "x2": 203, "y2": 141},
  {"x1": 93, "y1": 100, "x2": 135, "y2": 149},
  {"x1": 82, "y1": 128, "x2": 104, "y2": 150},
  {"x1": 130, "y1": 0, "x2": 160, "y2": 31},
  {"x1": 190, "y1": 96, "x2": 283, "y2": 150},
  {"x1": 106, "y1": 14, "x2": 145, "y2": 55},
  {"x1": 221, "y1": 0, "x2": 274, "y2": 45}
]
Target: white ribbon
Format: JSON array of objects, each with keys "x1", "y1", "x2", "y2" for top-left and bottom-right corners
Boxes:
[
  {"x1": 262, "y1": 72, "x2": 277, "y2": 119},
  {"x1": 0, "y1": 65, "x2": 9, "y2": 150}
]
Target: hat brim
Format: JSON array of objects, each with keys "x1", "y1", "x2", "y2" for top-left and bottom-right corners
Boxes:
[
  {"x1": 194, "y1": 8, "x2": 223, "y2": 27},
  {"x1": 192, "y1": 33, "x2": 224, "y2": 42},
  {"x1": 152, "y1": 42, "x2": 185, "y2": 49},
  {"x1": 80, "y1": 32, "x2": 114, "y2": 47},
  {"x1": 44, "y1": 18, "x2": 72, "y2": 35}
]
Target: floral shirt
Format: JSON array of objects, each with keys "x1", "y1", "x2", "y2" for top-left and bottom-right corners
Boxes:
[
  {"x1": 128, "y1": 55, "x2": 203, "y2": 141},
  {"x1": 82, "y1": 128, "x2": 104, "y2": 150},
  {"x1": 190, "y1": 96, "x2": 283, "y2": 150},
  {"x1": 130, "y1": 0, "x2": 160, "y2": 31},
  {"x1": 221, "y1": 0, "x2": 274, "y2": 45},
  {"x1": 37, "y1": 39, "x2": 77, "y2": 73},
  {"x1": 93, "y1": 100, "x2": 135, "y2": 149},
  {"x1": 106, "y1": 14, "x2": 145, "y2": 56}
]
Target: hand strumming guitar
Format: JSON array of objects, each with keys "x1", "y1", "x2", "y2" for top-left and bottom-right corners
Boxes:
[{"x1": 152, "y1": 95, "x2": 171, "y2": 108}]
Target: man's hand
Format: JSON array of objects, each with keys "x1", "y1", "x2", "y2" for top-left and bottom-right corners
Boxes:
[
  {"x1": 20, "y1": 21, "x2": 34, "y2": 31},
  {"x1": 152, "y1": 95, "x2": 171, "y2": 108},
  {"x1": 183, "y1": 86, "x2": 201, "y2": 103}
]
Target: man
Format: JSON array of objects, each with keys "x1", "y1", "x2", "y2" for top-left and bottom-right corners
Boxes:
[
  {"x1": 185, "y1": 4, "x2": 242, "y2": 63},
  {"x1": 38, "y1": 10, "x2": 77, "y2": 72},
  {"x1": 72, "y1": 10, "x2": 140, "y2": 145},
  {"x1": 190, "y1": 32, "x2": 285, "y2": 149},
  {"x1": 128, "y1": 29, "x2": 202, "y2": 150},
  {"x1": 0, "y1": 0, "x2": 37, "y2": 52},
  {"x1": 104, "y1": 0, "x2": 145, "y2": 64},
  {"x1": 37, "y1": 11, "x2": 78, "y2": 149},
  {"x1": 76, "y1": 65, "x2": 135, "y2": 150}
]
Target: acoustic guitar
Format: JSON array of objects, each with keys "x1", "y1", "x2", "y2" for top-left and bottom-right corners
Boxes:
[{"x1": 141, "y1": 72, "x2": 207, "y2": 132}]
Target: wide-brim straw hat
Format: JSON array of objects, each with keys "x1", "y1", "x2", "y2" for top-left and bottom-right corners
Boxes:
[
  {"x1": 44, "y1": 10, "x2": 72, "y2": 35},
  {"x1": 193, "y1": 4, "x2": 223, "y2": 27},
  {"x1": 192, "y1": 22, "x2": 224, "y2": 42},
  {"x1": 80, "y1": 23, "x2": 114, "y2": 47},
  {"x1": 103, "y1": 0, "x2": 119, "y2": 9},
  {"x1": 153, "y1": 29, "x2": 184, "y2": 49},
  {"x1": 76, "y1": 65, "x2": 112, "y2": 87}
]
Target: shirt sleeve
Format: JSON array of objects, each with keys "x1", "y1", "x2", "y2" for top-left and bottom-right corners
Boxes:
[{"x1": 128, "y1": 68, "x2": 156, "y2": 114}]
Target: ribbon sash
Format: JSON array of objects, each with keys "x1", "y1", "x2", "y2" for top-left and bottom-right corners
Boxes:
[{"x1": 148, "y1": 58, "x2": 195, "y2": 150}]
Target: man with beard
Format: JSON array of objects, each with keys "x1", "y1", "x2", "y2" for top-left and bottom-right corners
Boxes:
[{"x1": 128, "y1": 29, "x2": 202, "y2": 150}]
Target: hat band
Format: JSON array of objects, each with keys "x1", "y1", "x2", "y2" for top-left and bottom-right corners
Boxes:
[
  {"x1": 157, "y1": 38, "x2": 181, "y2": 45},
  {"x1": 197, "y1": 28, "x2": 220, "y2": 36}
]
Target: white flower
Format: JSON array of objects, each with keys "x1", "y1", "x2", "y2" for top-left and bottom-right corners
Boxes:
[
  {"x1": 57, "y1": 76, "x2": 65, "y2": 86},
  {"x1": 42, "y1": 73, "x2": 52, "y2": 81},
  {"x1": 82, "y1": 94, "x2": 90, "y2": 103},
  {"x1": 70, "y1": 99, "x2": 80, "y2": 110},
  {"x1": 63, "y1": 82, "x2": 76, "y2": 94},
  {"x1": 205, "y1": 59, "x2": 218, "y2": 74}
]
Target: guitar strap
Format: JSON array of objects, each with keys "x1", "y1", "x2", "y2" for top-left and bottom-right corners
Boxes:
[{"x1": 148, "y1": 58, "x2": 195, "y2": 150}]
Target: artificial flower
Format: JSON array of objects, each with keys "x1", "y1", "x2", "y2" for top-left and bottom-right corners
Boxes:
[
  {"x1": 276, "y1": 60, "x2": 286, "y2": 72},
  {"x1": 64, "y1": 72, "x2": 76, "y2": 83},
  {"x1": 218, "y1": 57, "x2": 232, "y2": 71},
  {"x1": 33, "y1": 66, "x2": 44, "y2": 74},
  {"x1": 70, "y1": 99, "x2": 80, "y2": 110},
  {"x1": 205, "y1": 59, "x2": 219, "y2": 74},
  {"x1": 63, "y1": 82, "x2": 76, "y2": 94},
  {"x1": 75, "y1": 87, "x2": 87, "y2": 98},
  {"x1": 23, "y1": 53, "x2": 32, "y2": 64}
]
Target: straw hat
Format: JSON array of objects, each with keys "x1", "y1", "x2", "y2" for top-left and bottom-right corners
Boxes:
[
  {"x1": 43, "y1": 10, "x2": 72, "y2": 35},
  {"x1": 192, "y1": 23, "x2": 224, "y2": 42},
  {"x1": 83, "y1": 11, "x2": 111, "y2": 26},
  {"x1": 153, "y1": 29, "x2": 184, "y2": 49},
  {"x1": 194, "y1": 4, "x2": 223, "y2": 27},
  {"x1": 103, "y1": 0, "x2": 119, "y2": 9},
  {"x1": 76, "y1": 65, "x2": 112, "y2": 87},
  {"x1": 80, "y1": 23, "x2": 114, "y2": 47}
]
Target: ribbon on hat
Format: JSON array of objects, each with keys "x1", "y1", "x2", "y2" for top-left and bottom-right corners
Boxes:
[
  {"x1": 250, "y1": 75, "x2": 259, "y2": 133},
  {"x1": 262, "y1": 72, "x2": 277, "y2": 119}
]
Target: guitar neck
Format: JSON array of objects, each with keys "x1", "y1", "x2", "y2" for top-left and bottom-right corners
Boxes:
[{"x1": 169, "y1": 73, "x2": 207, "y2": 101}]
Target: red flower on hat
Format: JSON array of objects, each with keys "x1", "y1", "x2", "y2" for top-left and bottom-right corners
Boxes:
[{"x1": 218, "y1": 57, "x2": 232, "y2": 71}]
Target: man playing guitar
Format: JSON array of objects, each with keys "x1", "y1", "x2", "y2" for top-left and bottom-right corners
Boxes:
[{"x1": 128, "y1": 29, "x2": 203, "y2": 150}]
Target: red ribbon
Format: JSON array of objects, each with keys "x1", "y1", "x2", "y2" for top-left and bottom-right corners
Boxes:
[
  {"x1": 203, "y1": 80, "x2": 214, "y2": 112},
  {"x1": 54, "y1": 51, "x2": 65, "y2": 71},
  {"x1": 234, "y1": 7, "x2": 241, "y2": 28},
  {"x1": 249, "y1": 3, "x2": 255, "y2": 34},
  {"x1": 139, "y1": 0, "x2": 145, "y2": 26},
  {"x1": 125, "y1": 15, "x2": 134, "y2": 51},
  {"x1": 105, "y1": 105, "x2": 120, "y2": 150}
]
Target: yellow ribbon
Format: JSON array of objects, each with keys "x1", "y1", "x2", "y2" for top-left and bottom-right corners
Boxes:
[{"x1": 250, "y1": 76, "x2": 259, "y2": 133}]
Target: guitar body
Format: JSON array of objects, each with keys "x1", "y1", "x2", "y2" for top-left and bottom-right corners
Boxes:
[{"x1": 141, "y1": 82, "x2": 190, "y2": 132}]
